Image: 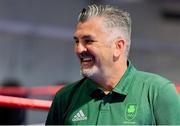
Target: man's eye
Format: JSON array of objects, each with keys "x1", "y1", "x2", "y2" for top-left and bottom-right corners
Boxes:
[
  {"x1": 74, "y1": 40, "x2": 79, "y2": 44},
  {"x1": 84, "y1": 39, "x2": 94, "y2": 43}
]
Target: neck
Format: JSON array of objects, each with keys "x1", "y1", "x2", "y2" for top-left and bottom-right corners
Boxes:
[{"x1": 94, "y1": 59, "x2": 128, "y2": 93}]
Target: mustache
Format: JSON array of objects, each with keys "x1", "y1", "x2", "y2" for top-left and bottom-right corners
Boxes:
[{"x1": 79, "y1": 51, "x2": 93, "y2": 59}]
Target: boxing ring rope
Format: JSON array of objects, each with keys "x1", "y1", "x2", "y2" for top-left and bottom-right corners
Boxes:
[
  {"x1": 0, "y1": 84, "x2": 179, "y2": 111},
  {"x1": 0, "y1": 95, "x2": 51, "y2": 110},
  {"x1": 0, "y1": 85, "x2": 64, "y2": 110},
  {"x1": 175, "y1": 84, "x2": 180, "y2": 95},
  {"x1": 0, "y1": 85, "x2": 64, "y2": 96}
]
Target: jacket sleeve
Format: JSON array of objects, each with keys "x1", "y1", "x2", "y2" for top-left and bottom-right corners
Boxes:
[
  {"x1": 45, "y1": 94, "x2": 63, "y2": 125},
  {"x1": 45, "y1": 96, "x2": 58, "y2": 125},
  {"x1": 154, "y1": 83, "x2": 180, "y2": 125}
]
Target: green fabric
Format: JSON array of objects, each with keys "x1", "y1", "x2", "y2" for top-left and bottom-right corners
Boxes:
[{"x1": 46, "y1": 61, "x2": 180, "y2": 125}]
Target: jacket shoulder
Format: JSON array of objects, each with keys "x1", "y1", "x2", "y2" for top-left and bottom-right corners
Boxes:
[
  {"x1": 135, "y1": 70, "x2": 172, "y2": 86},
  {"x1": 55, "y1": 78, "x2": 85, "y2": 99}
]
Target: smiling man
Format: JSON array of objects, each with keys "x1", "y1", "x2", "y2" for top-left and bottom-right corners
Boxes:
[
  {"x1": 73, "y1": 15, "x2": 128, "y2": 94},
  {"x1": 46, "y1": 4, "x2": 180, "y2": 125}
]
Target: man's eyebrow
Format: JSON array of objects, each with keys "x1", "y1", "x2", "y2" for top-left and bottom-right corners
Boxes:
[
  {"x1": 73, "y1": 35, "x2": 94, "y2": 40},
  {"x1": 82, "y1": 35, "x2": 94, "y2": 40}
]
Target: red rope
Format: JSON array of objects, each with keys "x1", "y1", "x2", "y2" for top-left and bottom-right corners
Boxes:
[
  {"x1": 0, "y1": 95, "x2": 52, "y2": 110},
  {"x1": 0, "y1": 84, "x2": 179, "y2": 111},
  {"x1": 175, "y1": 84, "x2": 180, "y2": 95},
  {"x1": 0, "y1": 85, "x2": 64, "y2": 96},
  {"x1": 0, "y1": 84, "x2": 180, "y2": 96}
]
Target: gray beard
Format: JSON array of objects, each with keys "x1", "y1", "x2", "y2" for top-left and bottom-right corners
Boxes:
[{"x1": 80, "y1": 65, "x2": 100, "y2": 79}]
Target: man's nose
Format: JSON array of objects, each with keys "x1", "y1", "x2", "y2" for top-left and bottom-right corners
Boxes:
[{"x1": 75, "y1": 42, "x2": 87, "y2": 54}]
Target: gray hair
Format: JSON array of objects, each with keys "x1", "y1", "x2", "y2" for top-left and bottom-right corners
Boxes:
[{"x1": 78, "y1": 4, "x2": 131, "y2": 57}]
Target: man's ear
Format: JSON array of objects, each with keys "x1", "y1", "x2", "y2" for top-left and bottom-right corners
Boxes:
[{"x1": 113, "y1": 39, "x2": 125, "y2": 58}]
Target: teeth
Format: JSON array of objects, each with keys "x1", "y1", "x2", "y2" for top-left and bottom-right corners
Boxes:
[
  {"x1": 82, "y1": 57, "x2": 92, "y2": 62},
  {"x1": 79, "y1": 52, "x2": 94, "y2": 62}
]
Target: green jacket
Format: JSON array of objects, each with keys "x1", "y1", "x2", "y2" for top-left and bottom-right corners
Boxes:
[{"x1": 46, "y1": 61, "x2": 180, "y2": 125}]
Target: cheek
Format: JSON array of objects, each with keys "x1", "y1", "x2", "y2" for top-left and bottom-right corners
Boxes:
[
  {"x1": 102, "y1": 48, "x2": 114, "y2": 62},
  {"x1": 74, "y1": 46, "x2": 81, "y2": 60},
  {"x1": 86, "y1": 44, "x2": 112, "y2": 60},
  {"x1": 86, "y1": 46, "x2": 96, "y2": 55}
]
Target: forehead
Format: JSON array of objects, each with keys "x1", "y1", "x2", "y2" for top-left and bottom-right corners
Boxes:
[{"x1": 74, "y1": 17, "x2": 107, "y2": 38}]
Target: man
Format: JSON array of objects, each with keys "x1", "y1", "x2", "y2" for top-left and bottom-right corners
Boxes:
[{"x1": 46, "y1": 4, "x2": 180, "y2": 125}]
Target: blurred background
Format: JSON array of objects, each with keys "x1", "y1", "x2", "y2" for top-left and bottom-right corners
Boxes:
[{"x1": 0, "y1": 0, "x2": 179, "y2": 124}]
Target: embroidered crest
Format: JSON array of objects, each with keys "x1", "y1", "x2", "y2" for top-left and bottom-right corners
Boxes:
[{"x1": 125, "y1": 104, "x2": 137, "y2": 121}]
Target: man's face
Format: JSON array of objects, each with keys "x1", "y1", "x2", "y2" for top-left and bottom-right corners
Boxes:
[{"x1": 74, "y1": 17, "x2": 116, "y2": 79}]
